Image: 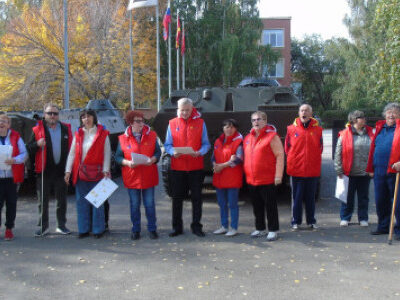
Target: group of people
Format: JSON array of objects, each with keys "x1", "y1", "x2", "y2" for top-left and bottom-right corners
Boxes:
[{"x1": 0, "y1": 99, "x2": 399, "y2": 242}]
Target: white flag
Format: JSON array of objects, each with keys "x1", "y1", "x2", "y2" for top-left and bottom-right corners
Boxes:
[{"x1": 127, "y1": 0, "x2": 157, "y2": 10}]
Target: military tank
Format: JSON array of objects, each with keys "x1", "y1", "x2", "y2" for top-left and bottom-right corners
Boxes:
[{"x1": 153, "y1": 79, "x2": 301, "y2": 198}]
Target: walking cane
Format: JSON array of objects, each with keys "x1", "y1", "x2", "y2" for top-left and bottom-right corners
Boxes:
[
  {"x1": 40, "y1": 144, "x2": 44, "y2": 236},
  {"x1": 388, "y1": 172, "x2": 400, "y2": 245}
]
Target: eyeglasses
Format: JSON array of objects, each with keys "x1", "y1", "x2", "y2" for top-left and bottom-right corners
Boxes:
[
  {"x1": 0, "y1": 119, "x2": 8, "y2": 124},
  {"x1": 251, "y1": 118, "x2": 265, "y2": 122},
  {"x1": 356, "y1": 117, "x2": 365, "y2": 119},
  {"x1": 133, "y1": 119, "x2": 144, "y2": 124},
  {"x1": 45, "y1": 112, "x2": 59, "y2": 116}
]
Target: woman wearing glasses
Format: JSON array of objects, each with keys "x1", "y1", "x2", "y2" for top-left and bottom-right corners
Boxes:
[
  {"x1": 115, "y1": 111, "x2": 161, "y2": 240},
  {"x1": 65, "y1": 109, "x2": 111, "y2": 239},
  {"x1": 243, "y1": 111, "x2": 284, "y2": 241},
  {"x1": 334, "y1": 110, "x2": 373, "y2": 227}
]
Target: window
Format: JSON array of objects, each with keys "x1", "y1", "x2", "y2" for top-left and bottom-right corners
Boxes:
[
  {"x1": 262, "y1": 29, "x2": 284, "y2": 47},
  {"x1": 264, "y1": 58, "x2": 284, "y2": 78}
]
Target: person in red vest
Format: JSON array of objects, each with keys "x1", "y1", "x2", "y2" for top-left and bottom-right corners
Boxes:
[
  {"x1": 115, "y1": 111, "x2": 161, "y2": 240},
  {"x1": 285, "y1": 104, "x2": 323, "y2": 230},
  {"x1": 243, "y1": 111, "x2": 284, "y2": 241},
  {"x1": 366, "y1": 103, "x2": 400, "y2": 238},
  {"x1": 164, "y1": 98, "x2": 211, "y2": 237},
  {"x1": 334, "y1": 110, "x2": 373, "y2": 227},
  {"x1": 27, "y1": 104, "x2": 72, "y2": 237},
  {"x1": 64, "y1": 109, "x2": 111, "y2": 239},
  {"x1": 0, "y1": 112, "x2": 27, "y2": 241},
  {"x1": 212, "y1": 119, "x2": 243, "y2": 237}
]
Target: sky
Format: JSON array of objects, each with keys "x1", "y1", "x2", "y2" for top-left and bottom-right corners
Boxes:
[{"x1": 259, "y1": 0, "x2": 351, "y2": 40}]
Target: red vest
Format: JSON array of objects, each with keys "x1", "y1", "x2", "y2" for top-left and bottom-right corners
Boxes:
[
  {"x1": 9, "y1": 129, "x2": 24, "y2": 183},
  {"x1": 212, "y1": 132, "x2": 243, "y2": 189},
  {"x1": 72, "y1": 125, "x2": 109, "y2": 185},
  {"x1": 244, "y1": 126, "x2": 278, "y2": 186},
  {"x1": 170, "y1": 108, "x2": 204, "y2": 171},
  {"x1": 32, "y1": 121, "x2": 72, "y2": 173},
  {"x1": 366, "y1": 119, "x2": 400, "y2": 174},
  {"x1": 285, "y1": 118, "x2": 323, "y2": 177},
  {"x1": 119, "y1": 126, "x2": 159, "y2": 189},
  {"x1": 339, "y1": 124, "x2": 373, "y2": 176}
]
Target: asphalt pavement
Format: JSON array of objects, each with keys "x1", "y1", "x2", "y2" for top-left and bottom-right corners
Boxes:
[{"x1": 0, "y1": 130, "x2": 399, "y2": 300}]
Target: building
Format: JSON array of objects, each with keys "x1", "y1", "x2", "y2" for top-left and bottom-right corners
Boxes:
[{"x1": 260, "y1": 17, "x2": 292, "y2": 87}]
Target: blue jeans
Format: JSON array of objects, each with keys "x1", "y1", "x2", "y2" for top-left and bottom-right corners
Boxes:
[
  {"x1": 75, "y1": 180, "x2": 105, "y2": 235},
  {"x1": 374, "y1": 172, "x2": 400, "y2": 234},
  {"x1": 340, "y1": 176, "x2": 370, "y2": 222},
  {"x1": 216, "y1": 188, "x2": 239, "y2": 230},
  {"x1": 291, "y1": 177, "x2": 318, "y2": 225},
  {"x1": 127, "y1": 188, "x2": 157, "y2": 233}
]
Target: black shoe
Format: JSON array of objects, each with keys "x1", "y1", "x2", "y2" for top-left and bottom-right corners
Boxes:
[
  {"x1": 192, "y1": 230, "x2": 205, "y2": 237},
  {"x1": 149, "y1": 231, "x2": 159, "y2": 240},
  {"x1": 169, "y1": 230, "x2": 183, "y2": 237},
  {"x1": 56, "y1": 226, "x2": 71, "y2": 235},
  {"x1": 34, "y1": 228, "x2": 49, "y2": 237},
  {"x1": 78, "y1": 232, "x2": 90, "y2": 239},
  {"x1": 370, "y1": 229, "x2": 389, "y2": 235},
  {"x1": 131, "y1": 232, "x2": 140, "y2": 240},
  {"x1": 94, "y1": 232, "x2": 104, "y2": 239},
  {"x1": 395, "y1": 235, "x2": 400, "y2": 241}
]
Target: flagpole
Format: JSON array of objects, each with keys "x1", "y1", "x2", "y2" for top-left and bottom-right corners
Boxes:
[
  {"x1": 168, "y1": 22, "x2": 171, "y2": 97},
  {"x1": 129, "y1": 10, "x2": 135, "y2": 110},
  {"x1": 176, "y1": 9, "x2": 180, "y2": 90},
  {"x1": 156, "y1": 2, "x2": 161, "y2": 111},
  {"x1": 182, "y1": 20, "x2": 185, "y2": 90},
  {"x1": 63, "y1": 0, "x2": 69, "y2": 109}
]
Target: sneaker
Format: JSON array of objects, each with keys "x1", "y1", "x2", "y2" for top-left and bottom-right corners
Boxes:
[
  {"x1": 4, "y1": 229, "x2": 14, "y2": 241},
  {"x1": 266, "y1": 231, "x2": 278, "y2": 241},
  {"x1": 213, "y1": 227, "x2": 228, "y2": 235},
  {"x1": 149, "y1": 231, "x2": 159, "y2": 240},
  {"x1": 340, "y1": 220, "x2": 349, "y2": 227},
  {"x1": 35, "y1": 228, "x2": 49, "y2": 237},
  {"x1": 359, "y1": 221, "x2": 369, "y2": 227},
  {"x1": 310, "y1": 224, "x2": 318, "y2": 230},
  {"x1": 250, "y1": 230, "x2": 267, "y2": 237},
  {"x1": 225, "y1": 229, "x2": 237, "y2": 237},
  {"x1": 56, "y1": 226, "x2": 71, "y2": 235},
  {"x1": 291, "y1": 224, "x2": 298, "y2": 231}
]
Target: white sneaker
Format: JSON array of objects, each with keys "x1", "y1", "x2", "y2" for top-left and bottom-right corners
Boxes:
[
  {"x1": 250, "y1": 230, "x2": 267, "y2": 237},
  {"x1": 310, "y1": 224, "x2": 318, "y2": 230},
  {"x1": 225, "y1": 229, "x2": 237, "y2": 237},
  {"x1": 213, "y1": 227, "x2": 228, "y2": 235},
  {"x1": 360, "y1": 221, "x2": 369, "y2": 227},
  {"x1": 291, "y1": 224, "x2": 298, "y2": 231},
  {"x1": 266, "y1": 231, "x2": 278, "y2": 241},
  {"x1": 340, "y1": 220, "x2": 349, "y2": 227}
]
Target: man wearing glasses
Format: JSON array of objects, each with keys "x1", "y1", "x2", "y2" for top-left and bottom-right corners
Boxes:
[{"x1": 27, "y1": 104, "x2": 72, "y2": 236}]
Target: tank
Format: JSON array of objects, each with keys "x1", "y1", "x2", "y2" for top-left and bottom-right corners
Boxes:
[
  {"x1": 8, "y1": 99, "x2": 126, "y2": 192},
  {"x1": 153, "y1": 83, "x2": 301, "y2": 197}
]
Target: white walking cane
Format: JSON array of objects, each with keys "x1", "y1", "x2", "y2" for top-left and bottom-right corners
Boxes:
[{"x1": 388, "y1": 172, "x2": 400, "y2": 245}]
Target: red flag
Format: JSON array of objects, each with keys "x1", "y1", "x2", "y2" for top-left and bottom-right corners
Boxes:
[
  {"x1": 181, "y1": 25, "x2": 185, "y2": 55},
  {"x1": 163, "y1": 5, "x2": 171, "y2": 41},
  {"x1": 176, "y1": 18, "x2": 181, "y2": 49}
]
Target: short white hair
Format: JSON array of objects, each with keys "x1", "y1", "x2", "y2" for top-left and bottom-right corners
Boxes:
[
  {"x1": 299, "y1": 104, "x2": 313, "y2": 113},
  {"x1": 177, "y1": 98, "x2": 193, "y2": 107}
]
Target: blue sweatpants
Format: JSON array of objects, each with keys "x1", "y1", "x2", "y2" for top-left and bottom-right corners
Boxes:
[{"x1": 291, "y1": 177, "x2": 318, "y2": 225}]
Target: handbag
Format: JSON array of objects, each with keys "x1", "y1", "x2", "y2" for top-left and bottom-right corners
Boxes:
[{"x1": 78, "y1": 164, "x2": 103, "y2": 181}]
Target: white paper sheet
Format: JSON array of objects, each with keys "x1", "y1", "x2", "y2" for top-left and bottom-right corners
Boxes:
[
  {"x1": 174, "y1": 147, "x2": 195, "y2": 155},
  {"x1": 131, "y1": 153, "x2": 151, "y2": 165},
  {"x1": 0, "y1": 145, "x2": 13, "y2": 171},
  {"x1": 335, "y1": 175, "x2": 349, "y2": 203},
  {"x1": 85, "y1": 178, "x2": 119, "y2": 208}
]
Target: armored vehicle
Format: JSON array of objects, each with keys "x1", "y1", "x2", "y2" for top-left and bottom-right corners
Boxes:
[{"x1": 153, "y1": 82, "x2": 301, "y2": 197}]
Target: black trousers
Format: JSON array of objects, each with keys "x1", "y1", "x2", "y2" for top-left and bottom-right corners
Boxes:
[
  {"x1": 0, "y1": 178, "x2": 17, "y2": 229},
  {"x1": 36, "y1": 174, "x2": 67, "y2": 229},
  {"x1": 170, "y1": 170, "x2": 204, "y2": 232},
  {"x1": 249, "y1": 184, "x2": 279, "y2": 231}
]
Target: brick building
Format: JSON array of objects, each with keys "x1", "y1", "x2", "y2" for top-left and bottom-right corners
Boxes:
[{"x1": 260, "y1": 17, "x2": 292, "y2": 87}]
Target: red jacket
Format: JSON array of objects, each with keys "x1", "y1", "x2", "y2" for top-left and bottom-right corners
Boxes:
[
  {"x1": 72, "y1": 125, "x2": 109, "y2": 185},
  {"x1": 9, "y1": 129, "x2": 24, "y2": 183},
  {"x1": 366, "y1": 119, "x2": 400, "y2": 174},
  {"x1": 339, "y1": 124, "x2": 373, "y2": 176},
  {"x1": 212, "y1": 131, "x2": 243, "y2": 189},
  {"x1": 32, "y1": 120, "x2": 72, "y2": 173},
  {"x1": 244, "y1": 125, "x2": 278, "y2": 186},
  {"x1": 285, "y1": 117, "x2": 323, "y2": 177},
  {"x1": 170, "y1": 108, "x2": 204, "y2": 171},
  {"x1": 119, "y1": 125, "x2": 159, "y2": 189}
]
